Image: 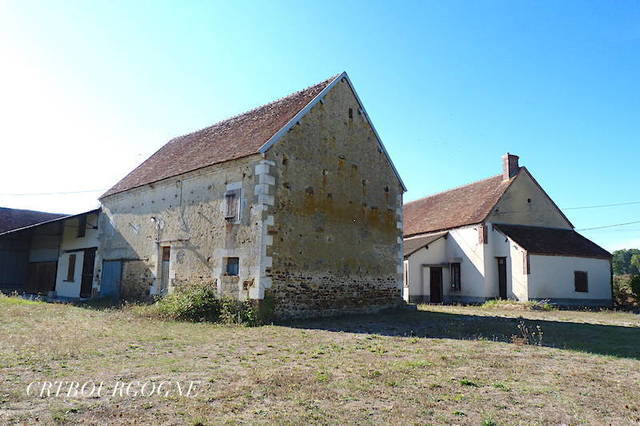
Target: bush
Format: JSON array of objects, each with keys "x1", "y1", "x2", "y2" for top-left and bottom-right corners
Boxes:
[
  {"x1": 150, "y1": 283, "x2": 261, "y2": 325},
  {"x1": 630, "y1": 275, "x2": 640, "y2": 301},
  {"x1": 156, "y1": 282, "x2": 221, "y2": 322},
  {"x1": 613, "y1": 275, "x2": 639, "y2": 307}
]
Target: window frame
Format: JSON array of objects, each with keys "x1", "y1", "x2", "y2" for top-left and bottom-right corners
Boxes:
[{"x1": 225, "y1": 257, "x2": 239, "y2": 276}]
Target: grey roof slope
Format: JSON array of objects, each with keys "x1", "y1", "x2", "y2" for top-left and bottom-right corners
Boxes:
[
  {"x1": 494, "y1": 224, "x2": 611, "y2": 259},
  {"x1": 0, "y1": 207, "x2": 66, "y2": 234}
]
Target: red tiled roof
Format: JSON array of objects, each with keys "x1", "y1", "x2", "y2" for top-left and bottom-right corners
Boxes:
[
  {"x1": 102, "y1": 74, "x2": 340, "y2": 198},
  {"x1": 403, "y1": 172, "x2": 517, "y2": 237},
  {"x1": 0, "y1": 207, "x2": 66, "y2": 234},
  {"x1": 494, "y1": 224, "x2": 611, "y2": 259}
]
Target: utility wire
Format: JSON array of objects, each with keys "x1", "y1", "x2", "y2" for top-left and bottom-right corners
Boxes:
[
  {"x1": 577, "y1": 220, "x2": 640, "y2": 232},
  {"x1": 0, "y1": 189, "x2": 106, "y2": 196},
  {"x1": 563, "y1": 200, "x2": 640, "y2": 210}
]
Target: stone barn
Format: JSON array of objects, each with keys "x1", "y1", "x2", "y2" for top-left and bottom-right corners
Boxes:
[{"x1": 98, "y1": 72, "x2": 406, "y2": 318}]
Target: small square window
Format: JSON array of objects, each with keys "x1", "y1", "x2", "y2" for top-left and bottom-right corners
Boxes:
[
  {"x1": 574, "y1": 271, "x2": 588, "y2": 293},
  {"x1": 225, "y1": 257, "x2": 239, "y2": 276}
]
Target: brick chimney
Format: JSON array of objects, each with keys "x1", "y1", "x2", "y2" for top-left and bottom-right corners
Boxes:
[{"x1": 502, "y1": 153, "x2": 519, "y2": 180}]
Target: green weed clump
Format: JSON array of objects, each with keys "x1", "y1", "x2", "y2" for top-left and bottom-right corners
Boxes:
[
  {"x1": 147, "y1": 283, "x2": 260, "y2": 326},
  {"x1": 481, "y1": 299, "x2": 555, "y2": 311}
]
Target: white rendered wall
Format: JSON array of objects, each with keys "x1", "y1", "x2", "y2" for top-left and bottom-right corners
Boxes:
[
  {"x1": 55, "y1": 250, "x2": 84, "y2": 298},
  {"x1": 528, "y1": 255, "x2": 611, "y2": 301},
  {"x1": 54, "y1": 213, "x2": 100, "y2": 298},
  {"x1": 404, "y1": 236, "x2": 447, "y2": 299}
]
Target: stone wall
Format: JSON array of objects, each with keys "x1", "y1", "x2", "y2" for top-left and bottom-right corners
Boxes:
[
  {"x1": 99, "y1": 154, "x2": 268, "y2": 300},
  {"x1": 264, "y1": 77, "x2": 405, "y2": 318}
]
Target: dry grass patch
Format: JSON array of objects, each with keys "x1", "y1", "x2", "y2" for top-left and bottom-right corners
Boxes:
[{"x1": 0, "y1": 295, "x2": 639, "y2": 424}]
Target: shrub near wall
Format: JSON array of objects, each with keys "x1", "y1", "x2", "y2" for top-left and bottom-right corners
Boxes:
[{"x1": 150, "y1": 283, "x2": 262, "y2": 325}]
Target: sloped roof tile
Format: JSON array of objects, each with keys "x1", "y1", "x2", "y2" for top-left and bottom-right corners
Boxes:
[
  {"x1": 102, "y1": 74, "x2": 339, "y2": 198},
  {"x1": 403, "y1": 173, "x2": 517, "y2": 237}
]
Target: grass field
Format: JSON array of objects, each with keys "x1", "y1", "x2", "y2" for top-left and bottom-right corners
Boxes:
[{"x1": 1, "y1": 296, "x2": 639, "y2": 425}]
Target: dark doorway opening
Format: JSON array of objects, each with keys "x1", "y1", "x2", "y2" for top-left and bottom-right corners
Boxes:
[
  {"x1": 80, "y1": 248, "x2": 96, "y2": 298},
  {"x1": 430, "y1": 267, "x2": 443, "y2": 303},
  {"x1": 497, "y1": 257, "x2": 507, "y2": 299},
  {"x1": 26, "y1": 262, "x2": 57, "y2": 294}
]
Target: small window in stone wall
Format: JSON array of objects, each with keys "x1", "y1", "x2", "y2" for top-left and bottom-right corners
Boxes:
[
  {"x1": 225, "y1": 257, "x2": 239, "y2": 276},
  {"x1": 450, "y1": 263, "x2": 461, "y2": 291},
  {"x1": 574, "y1": 271, "x2": 588, "y2": 292}
]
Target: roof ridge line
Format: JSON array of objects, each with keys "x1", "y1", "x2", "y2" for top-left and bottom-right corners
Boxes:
[
  {"x1": 404, "y1": 172, "x2": 506, "y2": 205},
  {"x1": 168, "y1": 73, "x2": 342, "y2": 145}
]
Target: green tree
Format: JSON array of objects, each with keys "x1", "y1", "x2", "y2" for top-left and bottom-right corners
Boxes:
[
  {"x1": 632, "y1": 254, "x2": 640, "y2": 273},
  {"x1": 612, "y1": 249, "x2": 640, "y2": 275}
]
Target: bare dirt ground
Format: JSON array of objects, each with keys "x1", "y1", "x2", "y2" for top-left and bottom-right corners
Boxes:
[{"x1": 1, "y1": 296, "x2": 639, "y2": 425}]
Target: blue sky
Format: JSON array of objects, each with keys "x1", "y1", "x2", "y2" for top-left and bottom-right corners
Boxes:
[{"x1": 0, "y1": 1, "x2": 638, "y2": 250}]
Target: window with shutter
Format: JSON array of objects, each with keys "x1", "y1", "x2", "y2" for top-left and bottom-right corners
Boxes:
[
  {"x1": 225, "y1": 257, "x2": 239, "y2": 276},
  {"x1": 66, "y1": 254, "x2": 76, "y2": 281},
  {"x1": 225, "y1": 190, "x2": 240, "y2": 222}
]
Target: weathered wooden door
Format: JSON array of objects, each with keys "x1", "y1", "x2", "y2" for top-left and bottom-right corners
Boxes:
[
  {"x1": 80, "y1": 248, "x2": 96, "y2": 298},
  {"x1": 160, "y1": 247, "x2": 170, "y2": 292},
  {"x1": 430, "y1": 267, "x2": 443, "y2": 303},
  {"x1": 101, "y1": 260, "x2": 122, "y2": 298},
  {"x1": 497, "y1": 257, "x2": 507, "y2": 299}
]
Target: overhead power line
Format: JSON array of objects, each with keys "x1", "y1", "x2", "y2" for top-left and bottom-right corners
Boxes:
[
  {"x1": 0, "y1": 189, "x2": 106, "y2": 197},
  {"x1": 577, "y1": 220, "x2": 640, "y2": 232},
  {"x1": 563, "y1": 200, "x2": 640, "y2": 210}
]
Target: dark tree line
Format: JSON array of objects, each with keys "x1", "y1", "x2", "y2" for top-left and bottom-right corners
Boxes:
[{"x1": 612, "y1": 248, "x2": 640, "y2": 275}]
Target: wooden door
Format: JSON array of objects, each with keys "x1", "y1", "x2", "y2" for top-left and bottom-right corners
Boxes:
[
  {"x1": 80, "y1": 248, "x2": 96, "y2": 298},
  {"x1": 497, "y1": 257, "x2": 507, "y2": 299},
  {"x1": 160, "y1": 247, "x2": 170, "y2": 292},
  {"x1": 430, "y1": 267, "x2": 443, "y2": 303}
]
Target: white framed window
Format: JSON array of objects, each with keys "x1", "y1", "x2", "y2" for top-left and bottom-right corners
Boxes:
[{"x1": 225, "y1": 257, "x2": 239, "y2": 276}]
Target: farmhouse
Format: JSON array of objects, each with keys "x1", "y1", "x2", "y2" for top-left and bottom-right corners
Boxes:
[
  {"x1": 0, "y1": 208, "x2": 100, "y2": 297},
  {"x1": 403, "y1": 154, "x2": 612, "y2": 306},
  {"x1": 98, "y1": 72, "x2": 406, "y2": 318}
]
